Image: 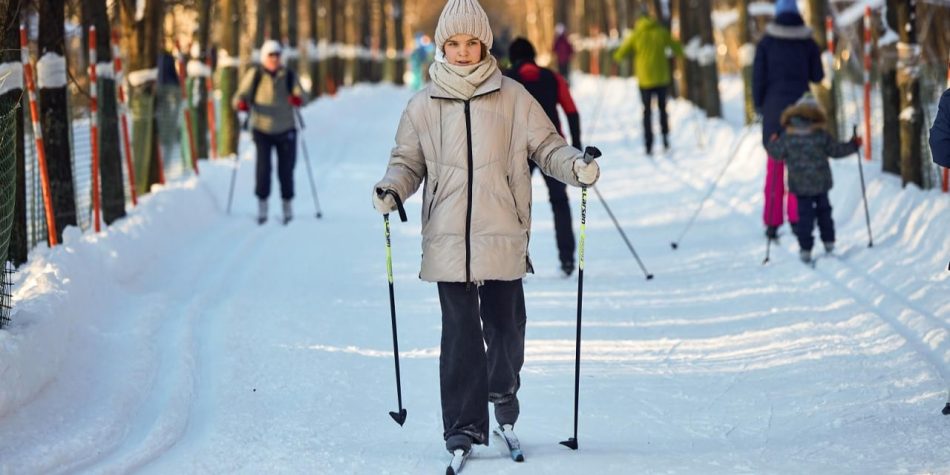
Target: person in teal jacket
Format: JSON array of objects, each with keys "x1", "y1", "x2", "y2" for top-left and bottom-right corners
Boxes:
[{"x1": 613, "y1": 9, "x2": 683, "y2": 154}]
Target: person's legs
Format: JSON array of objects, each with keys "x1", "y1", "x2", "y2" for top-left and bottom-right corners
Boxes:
[
  {"x1": 815, "y1": 193, "x2": 835, "y2": 246},
  {"x1": 276, "y1": 129, "x2": 298, "y2": 201},
  {"x1": 438, "y1": 282, "x2": 489, "y2": 449},
  {"x1": 543, "y1": 175, "x2": 576, "y2": 272},
  {"x1": 479, "y1": 279, "x2": 527, "y2": 427},
  {"x1": 794, "y1": 195, "x2": 817, "y2": 252},
  {"x1": 763, "y1": 157, "x2": 787, "y2": 230},
  {"x1": 657, "y1": 86, "x2": 670, "y2": 149},
  {"x1": 640, "y1": 87, "x2": 655, "y2": 153},
  {"x1": 254, "y1": 130, "x2": 274, "y2": 200}
]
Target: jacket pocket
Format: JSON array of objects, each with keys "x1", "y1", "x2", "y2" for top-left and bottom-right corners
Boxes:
[{"x1": 424, "y1": 180, "x2": 439, "y2": 225}]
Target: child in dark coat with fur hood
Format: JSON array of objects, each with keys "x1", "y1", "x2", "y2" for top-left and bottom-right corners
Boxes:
[{"x1": 766, "y1": 93, "x2": 862, "y2": 263}]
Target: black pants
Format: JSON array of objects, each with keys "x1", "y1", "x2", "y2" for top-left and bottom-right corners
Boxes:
[
  {"x1": 253, "y1": 129, "x2": 297, "y2": 200},
  {"x1": 437, "y1": 279, "x2": 527, "y2": 445},
  {"x1": 640, "y1": 85, "x2": 670, "y2": 151},
  {"x1": 794, "y1": 193, "x2": 835, "y2": 251},
  {"x1": 529, "y1": 162, "x2": 576, "y2": 267}
]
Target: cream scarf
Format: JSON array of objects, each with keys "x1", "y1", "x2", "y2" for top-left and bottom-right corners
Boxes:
[{"x1": 429, "y1": 55, "x2": 499, "y2": 100}]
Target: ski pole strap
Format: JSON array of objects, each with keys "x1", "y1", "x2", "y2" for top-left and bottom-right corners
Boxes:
[{"x1": 377, "y1": 188, "x2": 408, "y2": 222}]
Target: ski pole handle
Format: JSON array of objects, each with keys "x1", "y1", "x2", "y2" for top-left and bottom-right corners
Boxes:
[
  {"x1": 583, "y1": 146, "x2": 602, "y2": 165},
  {"x1": 377, "y1": 188, "x2": 408, "y2": 222}
]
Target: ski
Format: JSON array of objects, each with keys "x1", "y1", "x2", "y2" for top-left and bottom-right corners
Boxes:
[
  {"x1": 446, "y1": 448, "x2": 470, "y2": 475},
  {"x1": 492, "y1": 425, "x2": 525, "y2": 462}
]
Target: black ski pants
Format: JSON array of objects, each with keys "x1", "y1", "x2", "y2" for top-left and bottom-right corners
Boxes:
[
  {"x1": 794, "y1": 193, "x2": 835, "y2": 251},
  {"x1": 640, "y1": 85, "x2": 670, "y2": 151},
  {"x1": 253, "y1": 129, "x2": 297, "y2": 200},
  {"x1": 437, "y1": 279, "x2": 526, "y2": 445},
  {"x1": 529, "y1": 161, "x2": 576, "y2": 267}
]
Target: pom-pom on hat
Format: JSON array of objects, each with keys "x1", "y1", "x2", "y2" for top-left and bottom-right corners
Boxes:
[
  {"x1": 434, "y1": 0, "x2": 494, "y2": 51},
  {"x1": 775, "y1": 0, "x2": 800, "y2": 15}
]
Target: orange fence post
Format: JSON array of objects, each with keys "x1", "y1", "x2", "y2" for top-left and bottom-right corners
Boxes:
[
  {"x1": 175, "y1": 40, "x2": 200, "y2": 175},
  {"x1": 205, "y1": 52, "x2": 217, "y2": 159},
  {"x1": 111, "y1": 30, "x2": 138, "y2": 205},
  {"x1": 863, "y1": 6, "x2": 872, "y2": 161},
  {"x1": 21, "y1": 24, "x2": 58, "y2": 246},
  {"x1": 88, "y1": 26, "x2": 101, "y2": 232}
]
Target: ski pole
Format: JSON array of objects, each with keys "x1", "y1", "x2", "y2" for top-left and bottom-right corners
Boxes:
[
  {"x1": 294, "y1": 108, "x2": 323, "y2": 218},
  {"x1": 590, "y1": 185, "x2": 653, "y2": 279},
  {"x1": 853, "y1": 125, "x2": 873, "y2": 248},
  {"x1": 561, "y1": 146, "x2": 601, "y2": 451},
  {"x1": 378, "y1": 188, "x2": 408, "y2": 426},
  {"x1": 226, "y1": 112, "x2": 247, "y2": 214},
  {"x1": 671, "y1": 123, "x2": 757, "y2": 250},
  {"x1": 762, "y1": 186, "x2": 776, "y2": 265}
]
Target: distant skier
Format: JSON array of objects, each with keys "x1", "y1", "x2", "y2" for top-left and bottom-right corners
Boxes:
[
  {"x1": 409, "y1": 32, "x2": 435, "y2": 91},
  {"x1": 232, "y1": 40, "x2": 306, "y2": 225},
  {"x1": 930, "y1": 88, "x2": 950, "y2": 168},
  {"x1": 552, "y1": 23, "x2": 574, "y2": 79},
  {"x1": 505, "y1": 37, "x2": 582, "y2": 276},
  {"x1": 765, "y1": 93, "x2": 861, "y2": 264},
  {"x1": 371, "y1": 0, "x2": 600, "y2": 469},
  {"x1": 753, "y1": 0, "x2": 824, "y2": 241},
  {"x1": 613, "y1": 6, "x2": 683, "y2": 155}
]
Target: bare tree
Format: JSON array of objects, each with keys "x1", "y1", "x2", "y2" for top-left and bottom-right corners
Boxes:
[
  {"x1": 218, "y1": 0, "x2": 240, "y2": 156},
  {"x1": 806, "y1": 0, "x2": 839, "y2": 138},
  {"x1": 83, "y1": 0, "x2": 127, "y2": 224},
  {"x1": 38, "y1": 0, "x2": 77, "y2": 241},
  {"x1": 894, "y1": 0, "x2": 924, "y2": 187},
  {"x1": 119, "y1": 0, "x2": 163, "y2": 196},
  {"x1": 881, "y1": 3, "x2": 901, "y2": 175}
]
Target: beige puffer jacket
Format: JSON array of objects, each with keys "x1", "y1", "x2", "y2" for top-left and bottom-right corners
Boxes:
[{"x1": 375, "y1": 69, "x2": 591, "y2": 283}]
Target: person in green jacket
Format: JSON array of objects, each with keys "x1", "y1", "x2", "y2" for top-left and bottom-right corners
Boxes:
[{"x1": 613, "y1": 9, "x2": 683, "y2": 154}]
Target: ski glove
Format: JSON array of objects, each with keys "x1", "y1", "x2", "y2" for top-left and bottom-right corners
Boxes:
[
  {"x1": 573, "y1": 158, "x2": 600, "y2": 186},
  {"x1": 236, "y1": 99, "x2": 249, "y2": 112},
  {"x1": 289, "y1": 95, "x2": 303, "y2": 107},
  {"x1": 373, "y1": 189, "x2": 397, "y2": 214},
  {"x1": 852, "y1": 135, "x2": 863, "y2": 149}
]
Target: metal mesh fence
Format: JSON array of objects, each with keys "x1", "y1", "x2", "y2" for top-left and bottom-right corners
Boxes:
[{"x1": 1, "y1": 103, "x2": 19, "y2": 328}]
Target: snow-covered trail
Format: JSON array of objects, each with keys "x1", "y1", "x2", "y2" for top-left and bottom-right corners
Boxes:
[{"x1": 1, "y1": 77, "x2": 949, "y2": 473}]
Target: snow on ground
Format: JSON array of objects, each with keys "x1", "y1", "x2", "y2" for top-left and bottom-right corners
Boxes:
[{"x1": 1, "y1": 75, "x2": 949, "y2": 474}]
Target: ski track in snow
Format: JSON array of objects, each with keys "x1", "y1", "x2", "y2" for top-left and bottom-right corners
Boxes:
[{"x1": 0, "y1": 78, "x2": 949, "y2": 473}]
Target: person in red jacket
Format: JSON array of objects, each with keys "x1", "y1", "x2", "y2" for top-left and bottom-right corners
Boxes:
[{"x1": 506, "y1": 37, "x2": 582, "y2": 276}]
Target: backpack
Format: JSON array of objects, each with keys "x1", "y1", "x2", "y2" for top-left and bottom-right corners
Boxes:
[{"x1": 249, "y1": 66, "x2": 296, "y2": 105}]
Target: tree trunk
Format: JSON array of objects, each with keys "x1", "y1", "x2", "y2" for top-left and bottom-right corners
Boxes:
[
  {"x1": 288, "y1": 0, "x2": 299, "y2": 73},
  {"x1": 119, "y1": 0, "x2": 162, "y2": 197},
  {"x1": 83, "y1": 0, "x2": 126, "y2": 224},
  {"x1": 806, "y1": 0, "x2": 839, "y2": 139},
  {"x1": 695, "y1": 0, "x2": 721, "y2": 117},
  {"x1": 737, "y1": 0, "x2": 755, "y2": 123},
  {"x1": 894, "y1": 0, "x2": 923, "y2": 187},
  {"x1": 308, "y1": 0, "x2": 321, "y2": 98},
  {"x1": 190, "y1": 0, "x2": 212, "y2": 161},
  {"x1": 880, "y1": 1, "x2": 901, "y2": 176},
  {"x1": 1, "y1": 0, "x2": 25, "y2": 265},
  {"x1": 269, "y1": 0, "x2": 282, "y2": 42},
  {"x1": 38, "y1": 0, "x2": 77, "y2": 241},
  {"x1": 391, "y1": 0, "x2": 405, "y2": 85},
  {"x1": 218, "y1": 0, "x2": 241, "y2": 157}
]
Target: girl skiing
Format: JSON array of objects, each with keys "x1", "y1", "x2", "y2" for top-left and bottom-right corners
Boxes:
[{"x1": 371, "y1": 0, "x2": 600, "y2": 463}]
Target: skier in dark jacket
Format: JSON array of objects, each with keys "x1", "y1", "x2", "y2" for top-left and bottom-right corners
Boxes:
[
  {"x1": 766, "y1": 94, "x2": 861, "y2": 264},
  {"x1": 506, "y1": 37, "x2": 582, "y2": 276},
  {"x1": 752, "y1": 0, "x2": 824, "y2": 240},
  {"x1": 930, "y1": 88, "x2": 950, "y2": 168},
  {"x1": 552, "y1": 23, "x2": 574, "y2": 79},
  {"x1": 233, "y1": 40, "x2": 305, "y2": 225}
]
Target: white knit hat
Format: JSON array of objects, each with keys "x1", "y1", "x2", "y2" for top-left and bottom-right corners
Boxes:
[
  {"x1": 260, "y1": 40, "x2": 283, "y2": 58},
  {"x1": 434, "y1": 0, "x2": 494, "y2": 51}
]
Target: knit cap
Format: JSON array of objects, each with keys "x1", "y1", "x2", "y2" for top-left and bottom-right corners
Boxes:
[
  {"x1": 775, "y1": 0, "x2": 799, "y2": 15},
  {"x1": 434, "y1": 0, "x2": 494, "y2": 51}
]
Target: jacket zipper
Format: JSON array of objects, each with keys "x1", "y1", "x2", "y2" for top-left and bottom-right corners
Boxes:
[{"x1": 464, "y1": 100, "x2": 474, "y2": 286}]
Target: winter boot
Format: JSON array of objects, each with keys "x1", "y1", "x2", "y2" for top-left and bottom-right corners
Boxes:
[
  {"x1": 765, "y1": 225, "x2": 778, "y2": 241},
  {"x1": 799, "y1": 249, "x2": 812, "y2": 263},
  {"x1": 560, "y1": 260, "x2": 575, "y2": 277},
  {"x1": 494, "y1": 396, "x2": 520, "y2": 427},
  {"x1": 257, "y1": 199, "x2": 268, "y2": 225},
  {"x1": 823, "y1": 241, "x2": 835, "y2": 253},
  {"x1": 282, "y1": 199, "x2": 293, "y2": 225},
  {"x1": 445, "y1": 434, "x2": 473, "y2": 455},
  {"x1": 662, "y1": 134, "x2": 670, "y2": 151}
]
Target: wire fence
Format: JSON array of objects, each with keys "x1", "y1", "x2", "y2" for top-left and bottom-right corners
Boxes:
[{"x1": 1, "y1": 103, "x2": 19, "y2": 328}]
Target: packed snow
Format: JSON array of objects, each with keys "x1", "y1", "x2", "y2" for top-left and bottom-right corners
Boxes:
[{"x1": 1, "y1": 75, "x2": 949, "y2": 473}]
